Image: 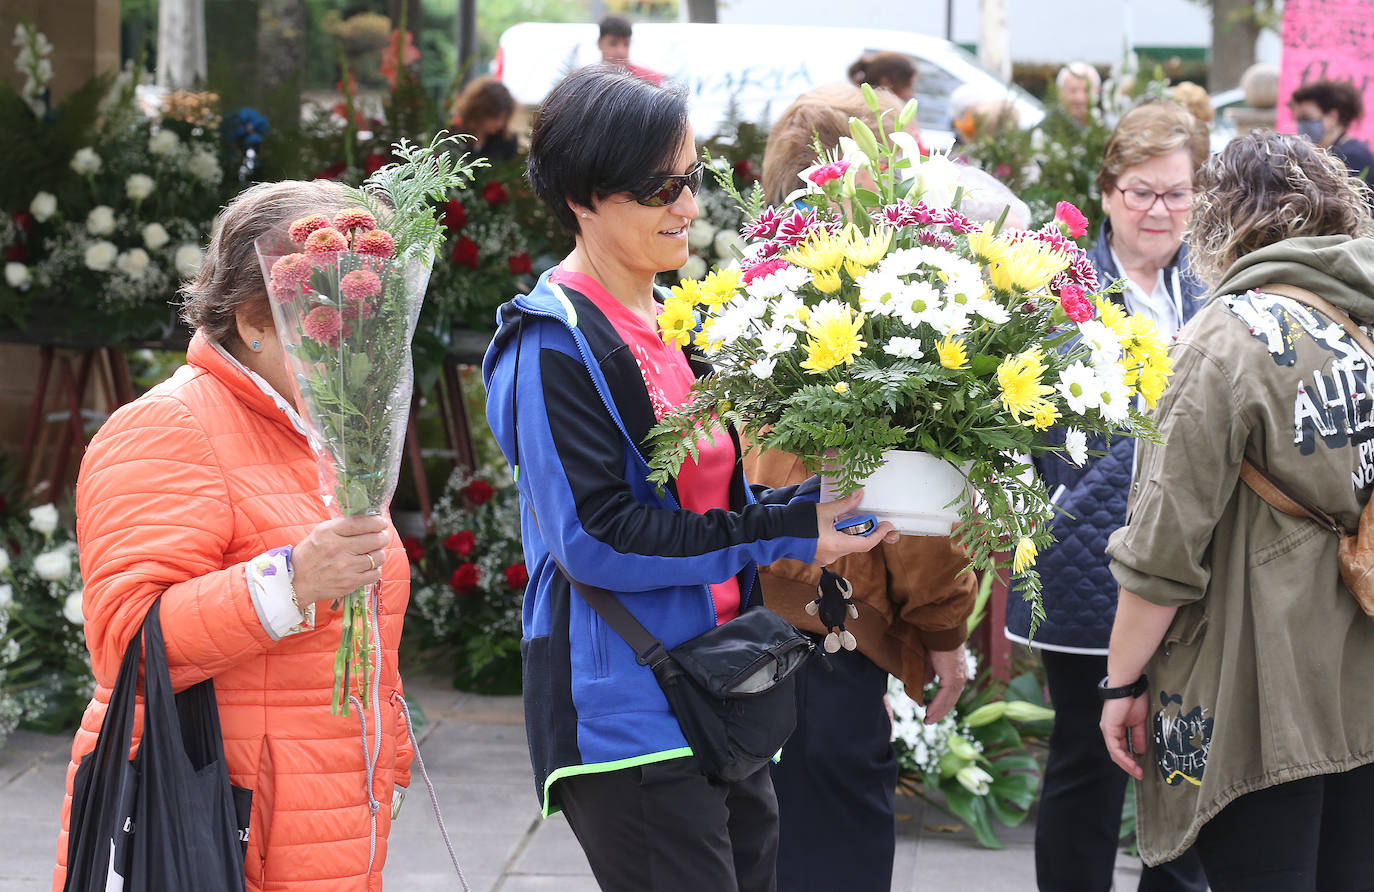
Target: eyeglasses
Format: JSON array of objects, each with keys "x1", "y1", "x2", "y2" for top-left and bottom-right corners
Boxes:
[
  {"x1": 1116, "y1": 185, "x2": 1194, "y2": 212},
  {"x1": 630, "y1": 161, "x2": 704, "y2": 207}
]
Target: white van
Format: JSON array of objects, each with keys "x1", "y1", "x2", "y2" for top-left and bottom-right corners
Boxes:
[{"x1": 494, "y1": 21, "x2": 1044, "y2": 150}]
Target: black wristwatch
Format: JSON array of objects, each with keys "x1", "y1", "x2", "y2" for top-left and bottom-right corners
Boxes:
[{"x1": 1097, "y1": 674, "x2": 1148, "y2": 700}]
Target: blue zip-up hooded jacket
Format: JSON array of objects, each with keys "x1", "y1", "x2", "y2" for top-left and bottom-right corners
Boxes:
[
  {"x1": 1006, "y1": 222, "x2": 1208, "y2": 651},
  {"x1": 482, "y1": 271, "x2": 823, "y2": 815}
]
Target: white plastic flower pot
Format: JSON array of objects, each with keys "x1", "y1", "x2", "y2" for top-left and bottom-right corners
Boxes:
[{"x1": 821, "y1": 450, "x2": 972, "y2": 536}]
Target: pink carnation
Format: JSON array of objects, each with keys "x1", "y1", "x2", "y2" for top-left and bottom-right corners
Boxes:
[
  {"x1": 302, "y1": 305, "x2": 344, "y2": 345},
  {"x1": 774, "y1": 208, "x2": 839, "y2": 246},
  {"x1": 354, "y1": 229, "x2": 396, "y2": 259},
  {"x1": 270, "y1": 253, "x2": 314, "y2": 289},
  {"x1": 288, "y1": 214, "x2": 331, "y2": 244},
  {"x1": 1055, "y1": 201, "x2": 1090, "y2": 238},
  {"x1": 1059, "y1": 284, "x2": 1095, "y2": 323},
  {"x1": 917, "y1": 230, "x2": 957, "y2": 251},
  {"x1": 806, "y1": 160, "x2": 851, "y2": 187},
  {"x1": 334, "y1": 208, "x2": 378, "y2": 233},
  {"x1": 304, "y1": 227, "x2": 348, "y2": 254},
  {"x1": 742, "y1": 257, "x2": 790, "y2": 285},
  {"x1": 340, "y1": 268, "x2": 382, "y2": 301},
  {"x1": 743, "y1": 207, "x2": 786, "y2": 240},
  {"x1": 941, "y1": 210, "x2": 977, "y2": 235}
]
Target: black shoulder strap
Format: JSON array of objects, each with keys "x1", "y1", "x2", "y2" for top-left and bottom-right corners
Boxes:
[{"x1": 551, "y1": 558, "x2": 671, "y2": 669}]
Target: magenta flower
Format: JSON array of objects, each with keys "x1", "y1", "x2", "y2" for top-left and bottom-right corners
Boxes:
[
  {"x1": 340, "y1": 269, "x2": 382, "y2": 301},
  {"x1": 270, "y1": 253, "x2": 314, "y2": 290},
  {"x1": 304, "y1": 227, "x2": 348, "y2": 254},
  {"x1": 333, "y1": 208, "x2": 378, "y2": 233},
  {"x1": 354, "y1": 229, "x2": 396, "y2": 259},
  {"x1": 288, "y1": 214, "x2": 331, "y2": 245},
  {"x1": 302, "y1": 305, "x2": 344, "y2": 345},
  {"x1": 807, "y1": 160, "x2": 851, "y2": 187},
  {"x1": 742, "y1": 257, "x2": 789, "y2": 285}
]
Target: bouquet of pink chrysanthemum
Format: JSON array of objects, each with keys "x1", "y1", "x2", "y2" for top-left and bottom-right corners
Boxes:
[{"x1": 255, "y1": 135, "x2": 483, "y2": 714}]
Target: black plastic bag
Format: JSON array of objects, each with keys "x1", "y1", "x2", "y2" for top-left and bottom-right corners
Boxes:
[{"x1": 63, "y1": 600, "x2": 250, "y2": 892}]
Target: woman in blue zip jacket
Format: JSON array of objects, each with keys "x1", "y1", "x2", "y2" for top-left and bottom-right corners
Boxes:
[
  {"x1": 481, "y1": 65, "x2": 896, "y2": 892},
  {"x1": 1005, "y1": 100, "x2": 1211, "y2": 892}
]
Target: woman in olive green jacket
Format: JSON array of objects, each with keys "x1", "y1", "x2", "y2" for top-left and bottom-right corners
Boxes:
[{"x1": 1101, "y1": 131, "x2": 1374, "y2": 889}]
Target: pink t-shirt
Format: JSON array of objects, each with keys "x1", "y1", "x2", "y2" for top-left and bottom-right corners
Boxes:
[{"x1": 551, "y1": 267, "x2": 742, "y2": 624}]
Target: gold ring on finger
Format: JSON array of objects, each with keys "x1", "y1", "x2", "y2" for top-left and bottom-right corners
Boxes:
[{"x1": 367, "y1": 553, "x2": 378, "y2": 572}]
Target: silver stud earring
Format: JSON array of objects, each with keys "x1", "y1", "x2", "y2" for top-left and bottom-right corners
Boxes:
[
  {"x1": 580, "y1": 212, "x2": 588, "y2": 218},
  {"x1": 250, "y1": 339, "x2": 262, "y2": 351}
]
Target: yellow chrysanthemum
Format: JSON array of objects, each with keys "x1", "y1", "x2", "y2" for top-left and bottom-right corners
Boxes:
[
  {"x1": 936, "y1": 336, "x2": 969, "y2": 370},
  {"x1": 658, "y1": 297, "x2": 697, "y2": 349},
  {"x1": 1013, "y1": 537, "x2": 1038, "y2": 573},
  {"x1": 1136, "y1": 363, "x2": 1172, "y2": 409},
  {"x1": 670, "y1": 278, "x2": 703, "y2": 307},
  {"x1": 1120, "y1": 313, "x2": 1165, "y2": 355},
  {"x1": 833, "y1": 381, "x2": 850, "y2": 394},
  {"x1": 1094, "y1": 296, "x2": 1128, "y2": 331},
  {"x1": 990, "y1": 242, "x2": 1071, "y2": 293},
  {"x1": 786, "y1": 229, "x2": 846, "y2": 272},
  {"x1": 812, "y1": 266, "x2": 843, "y2": 294},
  {"x1": 696, "y1": 317, "x2": 723, "y2": 352},
  {"x1": 842, "y1": 223, "x2": 893, "y2": 276},
  {"x1": 698, "y1": 268, "x2": 743, "y2": 309},
  {"x1": 996, "y1": 347, "x2": 1056, "y2": 422},
  {"x1": 800, "y1": 303, "x2": 866, "y2": 374},
  {"x1": 966, "y1": 225, "x2": 1013, "y2": 264},
  {"x1": 1030, "y1": 401, "x2": 1061, "y2": 430}
]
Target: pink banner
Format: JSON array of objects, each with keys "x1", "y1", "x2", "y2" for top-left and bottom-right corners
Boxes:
[{"x1": 1276, "y1": 0, "x2": 1374, "y2": 140}]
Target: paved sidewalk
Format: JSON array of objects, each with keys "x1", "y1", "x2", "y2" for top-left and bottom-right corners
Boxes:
[{"x1": 0, "y1": 674, "x2": 1146, "y2": 890}]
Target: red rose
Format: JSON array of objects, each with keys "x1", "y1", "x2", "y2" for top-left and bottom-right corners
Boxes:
[
  {"x1": 464, "y1": 479, "x2": 495, "y2": 505},
  {"x1": 504, "y1": 562, "x2": 529, "y2": 590},
  {"x1": 733, "y1": 159, "x2": 758, "y2": 184},
  {"x1": 12, "y1": 212, "x2": 32, "y2": 232},
  {"x1": 1059, "y1": 283, "x2": 1095, "y2": 323},
  {"x1": 443, "y1": 200, "x2": 467, "y2": 230},
  {"x1": 1055, "y1": 201, "x2": 1089, "y2": 239},
  {"x1": 443, "y1": 529, "x2": 476, "y2": 557},
  {"x1": 482, "y1": 181, "x2": 509, "y2": 207},
  {"x1": 364, "y1": 153, "x2": 387, "y2": 174},
  {"x1": 6, "y1": 244, "x2": 26, "y2": 262},
  {"x1": 452, "y1": 236, "x2": 480, "y2": 269},
  {"x1": 450, "y1": 562, "x2": 480, "y2": 594},
  {"x1": 402, "y1": 535, "x2": 425, "y2": 563},
  {"x1": 508, "y1": 252, "x2": 532, "y2": 275},
  {"x1": 315, "y1": 161, "x2": 347, "y2": 180}
]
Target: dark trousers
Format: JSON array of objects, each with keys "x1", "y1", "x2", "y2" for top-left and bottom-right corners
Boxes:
[
  {"x1": 1036, "y1": 649, "x2": 1208, "y2": 892},
  {"x1": 1195, "y1": 761, "x2": 1374, "y2": 891},
  {"x1": 771, "y1": 645, "x2": 897, "y2": 892},
  {"x1": 558, "y1": 756, "x2": 779, "y2": 892}
]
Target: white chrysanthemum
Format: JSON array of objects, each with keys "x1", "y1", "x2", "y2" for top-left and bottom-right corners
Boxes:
[
  {"x1": 4, "y1": 262, "x2": 31, "y2": 290},
  {"x1": 1056, "y1": 361, "x2": 1102, "y2": 414},
  {"x1": 924, "y1": 302, "x2": 971, "y2": 337},
  {"x1": 33, "y1": 549, "x2": 71, "y2": 581},
  {"x1": 125, "y1": 173, "x2": 155, "y2": 202},
  {"x1": 142, "y1": 222, "x2": 170, "y2": 251},
  {"x1": 84, "y1": 240, "x2": 118, "y2": 272},
  {"x1": 148, "y1": 129, "x2": 180, "y2": 156},
  {"x1": 85, "y1": 205, "x2": 116, "y2": 236},
  {"x1": 29, "y1": 191, "x2": 56, "y2": 222},
  {"x1": 966, "y1": 294, "x2": 1011, "y2": 324},
  {"x1": 710, "y1": 306, "x2": 754, "y2": 346},
  {"x1": 174, "y1": 243, "x2": 204, "y2": 278},
  {"x1": 116, "y1": 248, "x2": 151, "y2": 278},
  {"x1": 758, "y1": 326, "x2": 797, "y2": 356},
  {"x1": 62, "y1": 590, "x2": 85, "y2": 625},
  {"x1": 883, "y1": 336, "x2": 924, "y2": 359},
  {"x1": 746, "y1": 264, "x2": 809, "y2": 299},
  {"x1": 1077, "y1": 320, "x2": 1124, "y2": 369},
  {"x1": 855, "y1": 271, "x2": 901, "y2": 317},
  {"x1": 69, "y1": 147, "x2": 102, "y2": 175},
  {"x1": 893, "y1": 280, "x2": 942, "y2": 328},
  {"x1": 187, "y1": 149, "x2": 221, "y2": 183},
  {"x1": 687, "y1": 219, "x2": 717, "y2": 251},
  {"x1": 1064, "y1": 428, "x2": 1088, "y2": 466},
  {"x1": 908, "y1": 150, "x2": 964, "y2": 209},
  {"x1": 29, "y1": 504, "x2": 58, "y2": 534},
  {"x1": 769, "y1": 292, "x2": 809, "y2": 331},
  {"x1": 0, "y1": 583, "x2": 11, "y2": 609},
  {"x1": 677, "y1": 253, "x2": 707, "y2": 280},
  {"x1": 1096, "y1": 369, "x2": 1132, "y2": 423},
  {"x1": 728, "y1": 294, "x2": 769, "y2": 320},
  {"x1": 748, "y1": 357, "x2": 777, "y2": 380}
]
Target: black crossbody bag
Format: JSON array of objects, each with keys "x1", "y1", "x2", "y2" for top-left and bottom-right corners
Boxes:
[{"x1": 506, "y1": 311, "x2": 814, "y2": 781}]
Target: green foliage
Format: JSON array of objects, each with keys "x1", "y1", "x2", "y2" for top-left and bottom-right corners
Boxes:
[{"x1": 0, "y1": 75, "x2": 111, "y2": 213}]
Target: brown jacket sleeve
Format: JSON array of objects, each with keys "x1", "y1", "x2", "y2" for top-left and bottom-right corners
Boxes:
[{"x1": 743, "y1": 446, "x2": 976, "y2": 690}]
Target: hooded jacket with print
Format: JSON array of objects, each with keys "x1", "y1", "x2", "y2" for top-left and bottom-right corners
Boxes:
[
  {"x1": 482, "y1": 272, "x2": 822, "y2": 816},
  {"x1": 1106, "y1": 235, "x2": 1374, "y2": 864}
]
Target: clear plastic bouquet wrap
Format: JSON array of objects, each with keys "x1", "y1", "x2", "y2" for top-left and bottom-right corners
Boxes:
[{"x1": 255, "y1": 136, "x2": 482, "y2": 713}]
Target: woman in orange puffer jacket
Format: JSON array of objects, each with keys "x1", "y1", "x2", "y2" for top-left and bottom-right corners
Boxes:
[{"x1": 52, "y1": 179, "x2": 414, "y2": 891}]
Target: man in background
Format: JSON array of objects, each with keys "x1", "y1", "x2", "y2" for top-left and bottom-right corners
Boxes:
[{"x1": 597, "y1": 15, "x2": 664, "y2": 85}]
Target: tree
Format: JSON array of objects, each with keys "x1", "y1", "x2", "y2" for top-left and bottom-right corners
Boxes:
[
  {"x1": 684, "y1": 0, "x2": 718, "y2": 23},
  {"x1": 1195, "y1": 0, "x2": 1281, "y2": 91}
]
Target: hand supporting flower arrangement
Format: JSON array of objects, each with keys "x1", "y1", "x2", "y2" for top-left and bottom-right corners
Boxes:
[
  {"x1": 645, "y1": 88, "x2": 1174, "y2": 631},
  {"x1": 255, "y1": 134, "x2": 483, "y2": 714}
]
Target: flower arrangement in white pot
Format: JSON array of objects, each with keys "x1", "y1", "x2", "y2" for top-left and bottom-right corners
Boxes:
[{"x1": 645, "y1": 87, "x2": 1173, "y2": 629}]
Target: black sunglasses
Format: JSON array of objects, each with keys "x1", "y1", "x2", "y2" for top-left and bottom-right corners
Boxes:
[{"x1": 630, "y1": 161, "x2": 704, "y2": 207}]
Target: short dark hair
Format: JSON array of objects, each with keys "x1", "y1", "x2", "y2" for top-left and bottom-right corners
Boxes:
[
  {"x1": 1291, "y1": 79, "x2": 1365, "y2": 127},
  {"x1": 599, "y1": 15, "x2": 632, "y2": 39},
  {"x1": 527, "y1": 65, "x2": 690, "y2": 234}
]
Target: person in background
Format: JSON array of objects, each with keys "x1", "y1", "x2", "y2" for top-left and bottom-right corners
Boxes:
[
  {"x1": 483, "y1": 66, "x2": 896, "y2": 892},
  {"x1": 1169, "y1": 82, "x2": 1215, "y2": 130},
  {"x1": 1005, "y1": 100, "x2": 1211, "y2": 892},
  {"x1": 948, "y1": 82, "x2": 1020, "y2": 150},
  {"x1": 1102, "y1": 129, "x2": 1374, "y2": 890},
  {"x1": 1290, "y1": 79, "x2": 1374, "y2": 182},
  {"x1": 452, "y1": 76, "x2": 518, "y2": 162},
  {"x1": 596, "y1": 14, "x2": 664, "y2": 86},
  {"x1": 1052, "y1": 62, "x2": 1102, "y2": 129},
  {"x1": 847, "y1": 51, "x2": 917, "y2": 103},
  {"x1": 751, "y1": 84, "x2": 977, "y2": 892}
]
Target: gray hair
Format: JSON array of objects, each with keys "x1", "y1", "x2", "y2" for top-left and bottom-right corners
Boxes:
[
  {"x1": 953, "y1": 164, "x2": 1031, "y2": 230},
  {"x1": 1056, "y1": 62, "x2": 1101, "y2": 98}
]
